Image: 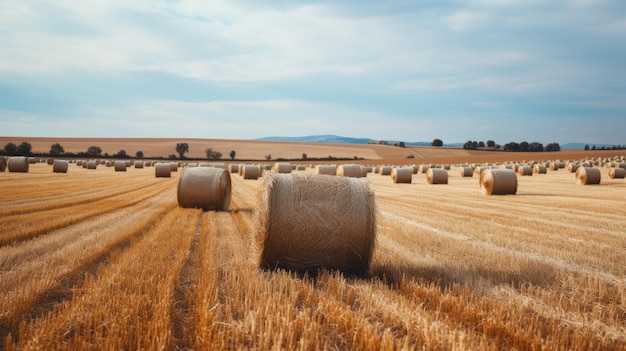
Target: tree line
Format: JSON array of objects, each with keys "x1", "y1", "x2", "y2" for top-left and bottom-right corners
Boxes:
[{"x1": 462, "y1": 140, "x2": 561, "y2": 152}]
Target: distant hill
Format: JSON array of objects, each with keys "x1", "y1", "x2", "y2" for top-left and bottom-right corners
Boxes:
[
  {"x1": 561, "y1": 143, "x2": 619, "y2": 150},
  {"x1": 256, "y1": 134, "x2": 465, "y2": 147}
]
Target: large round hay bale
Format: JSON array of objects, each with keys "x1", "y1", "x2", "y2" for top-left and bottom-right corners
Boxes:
[
  {"x1": 86, "y1": 160, "x2": 98, "y2": 169},
  {"x1": 0, "y1": 157, "x2": 6, "y2": 172},
  {"x1": 518, "y1": 165, "x2": 533, "y2": 176},
  {"x1": 134, "y1": 161, "x2": 144, "y2": 169},
  {"x1": 52, "y1": 160, "x2": 69, "y2": 173},
  {"x1": 378, "y1": 166, "x2": 392, "y2": 176},
  {"x1": 114, "y1": 160, "x2": 127, "y2": 172},
  {"x1": 273, "y1": 163, "x2": 292, "y2": 174},
  {"x1": 480, "y1": 169, "x2": 517, "y2": 195},
  {"x1": 576, "y1": 167, "x2": 601, "y2": 185},
  {"x1": 177, "y1": 167, "x2": 231, "y2": 210},
  {"x1": 426, "y1": 168, "x2": 448, "y2": 184},
  {"x1": 316, "y1": 165, "x2": 337, "y2": 175},
  {"x1": 533, "y1": 164, "x2": 547, "y2": 174},
  {"x1": 256, "y1": 174, "x2": 376, "y2": 275},
  {"x1": 608, "y1": 167, "x2": 626, "y2": 179},
  {"x1": 155, "y1": 163, "x2": 171, "y2": 178},
  {"x1": 459, "y1": 167, "x2": 474, "y2": 177},
  {"x1": 8, "y1": 156, "x2": 29, "y2": 173},
  {"x1": 242, "y1": 165, "x2": 261, "y2": 180},
  {"x1": 391, "y1": 167, "x2": 412, "y2": 183},
  {"x1": 337, "y1": 164, "x2": 365, "y2": 178}
]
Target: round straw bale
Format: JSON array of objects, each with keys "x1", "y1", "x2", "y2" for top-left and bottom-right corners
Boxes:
[
  {"x1": 155, "y1": 163, "x2": 171, "y2": 177},
  {"x1": 46, "y1": 158, "x2": 54, "y2": 165},
  {"x1": 410, "y1": 165, "x2": 419, "y2": 174},
  {"x1": 256, "y1": 174, "x2": 376, "y2": 275},
  {"x1": 177, "y1": 167, "x2": 231, "y2": 210},
  {"x1": 419, "y1": 165, "x2": 430, "y2": 174},
  {"x1": 337, "y1": 164, "x2": 365, "y2": 178},
  {"x1": 114, "y1": 160, "x2": 127, "y2": 172},
  {"x1": 426, "y1": 168, "x2": 448, "y2": 184},
  {"x1": 242, "y1": 165, "x2": 261, "y2": 180},
  {"x1": 316, "y1": 165, "x2": 337, "y2": 176},
  {"x1": 134, "y1": 161, "x2": 144, "y2": 169},
  {"x1": 614, "y1": 162, "x2": 626, "y2": 169},
  {"x1": 576, "y1": 167, "x2": 601, "y2": 185},
  {"x1": 188, "y1": 162, "x2": 198, "y2": 167},
  {"x1": 518, "y1": 165, "x2": 533, "y2": 176},
  {"x1": 480, "y1": 169, "x2": 517, "y2": 195},
  {"x1": 76, "y1": 160, "x2": 83, "y2": 166},
  {"x1": 533, "y1": 164, "x2": 547, "y2": 174},
  {"x1": 228, "y1": 163, "x2": 240, "y2": 174},
  {"x1": 28, "y1": 158, "x2": 37, "y2": 164},
  {"x1": 566, "y1": 163, "x2": 579, "y2": 173},
  {"x1": 549, "y1": 162, "x2": 559, "y2": 171},
  {"x1": 212, "y1": 163, "x2": 225, "y2": 169},
  {"x1": 361, "y1": 166, "x2": 372, "y2": 175},
  {"x1": 391, "y1": 167, "x2": 412, "y2": 183},
  {"x1": 379, "y1": 166, "x2": 392, "y2": 175},
  {"x1": 8, "y1": 156, "x2": 29, "y2": 173},
  {"x1": 0, "y1": 157, "x2": 6, "y2": 172},
  {"x1": 459, "y1": 167, "x2": 474, "y2": 177},
  {"x1": 87, "y1": 160, "x2": 98, "y2": 169},
  {"x1": 105, "y1": 160, "x2": 113, "y2": 167},
  {"x1": 170, "y1": 162, "x2": 178, "y2": 172},
  {"x1": 52, "y1": 160, "x2": 69, "y2": 173},
  {"x1": 608, "y1": 167, "x2": 626, "y2": 179},
  {"x1": 273, "y1": 163, "x2": 292, "y2": 174}
]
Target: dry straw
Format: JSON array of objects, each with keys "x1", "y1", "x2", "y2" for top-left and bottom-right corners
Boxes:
[
  {"x1": 273, "y1": 163, "x2": 292, "y2": 174},
  {"x1": 177, "y1": 167, "x2": 231, "y2": 210},
  {"x1": 391, "y1": 167, "x2": 412, "y2": 183},
  {"x1": 533, "y1": 164, "x2": 547, "y2": 174},
  {"x1": 480, "y1": 169, "x2": 517, "y2": 195},
  {"x1": 0, "y1": 157, "x2": 6, "y2": 172},
  {"x1": 52, "y1": 160, "x2": 69, "y2": 173},
  {"x1": 114, "y1": 160, "x2": 127, "y2": 172},
  {"x1": 576, "y1": 167, "x2": 601, "y2": 185},
  {"x1": 459, "y1": 167, "x2": 474, "y2": 177},
  {"x1": 155, "y1": 163, "x2": 171, "y2": 178},
  {"x1": 426, "y1": 168, "x2": 448, "y2": 184},
  {"x1": 518, "y1": 165, "x2": 533, "y2": 176},
  {"x1": 608, "y1": 167, "x2": 626, "y2": 179},
  {"x1": 337, "y1": 164, "x2": 365, "y2": 178},
  {"x1": 242, "y1": 165, "x2": 261, "y2": 180},
  {"x1": 316, "y1": 165, "x2": 337, "y2": 176},
  {"x1": 256, "y1": 173, "x2": 376, "y2": 275},
  {"x1": 8, "y1": 156, "x2": 29, "y2": 173}
]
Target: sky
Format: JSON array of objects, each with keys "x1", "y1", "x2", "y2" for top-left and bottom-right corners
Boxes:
[{"x1": 1, "y1": 0, "x2": 625, "y2": 145}]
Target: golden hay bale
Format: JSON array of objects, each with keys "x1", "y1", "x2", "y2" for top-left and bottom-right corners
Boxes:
[
  {"x1": 105, "y1": 160, "x2": 113, "y2": 167},
  {"x1": 608, "y1": 167, "x2": 626, "y2": 179},
  {"x1": 337, "y1": 164, "x2": 365, "y2": 178},
  {"x1": 8, "y1": 156, "x2": 29, "y2": 173},
  {"x1": 134, "y1": 161, "x2": 144, "y2": 169},
  {"x1": 480, "y1": 169, "x2": 517, "y2": 195},
  {"x1": 576, "y1": 167, "x2": 601, "y2": 185},
  {"x1": 155, "y1": 163, "x2": 171, "y2": 178},
  {"x1": 46, "y1": 158, "x2": 54, "y2": 165},
  {"x1": 391, "y1": 167, "x2": 412, "y2": 183},
  {"x1": 87, "y1": 160, "x2": 98, "y2": 169},
  {"x1": 418, "y1": 164, "x2": 430, "y2": 174},
  {"x1": 28, "y1": 158, "x2": 37, "y2": 164},
  {"x1": 177, "y1": 167, "x2": 231, "y2": 211},
  {"x1": 460, "y1": 167, "x2": 474, "y2": 177},
  {"x1": 187, "y1": 162, "x2": 198, "y2": 167},
  {"x1": 567, "y1": 163, "x2": 579, "y2": 173},
  {"x1": 228, "y1": 163, "x2": 240, "y2": 174},
  {"x1": 379, "y1": 166, "x2": 392, "y2": 175},
  {"x1": 169, "y1": 162, "x2": 178, "y2": 172},
  {"x1": 316, "y1": 165, "x2": 337, "y2": 176},
  {"x1": 361, "y1": 166, "x2": 373, "y2": 175},
  {"x1": 426, "y1": 168, "x2": 448, "y2": 184},
  {"x1": 0, "y1": 157, "x2": 6, "y2": 172},
  {"x1": 114, "y1": 160, "x2": 127, "y2": 172},
  {"x1": 548, "y1": 162, "x2": 560, "y2": 171},
  {"x1": 273, "y1": 163, "x2": 292, "y2": 174},
  {"x1": 212, "y1": 163, "x2": 225, "y2": 169},
  {"x1": 76, "y1": 160, "x2": 83, "y2": 166},
  {"x1": 614, "y1": 162, "x2": 626, "y2": 169},
  {"x1": 533, "y1": 164, "x2": 547, "y2": 174},
  {"x1": 242, "y1": 165, "x2": 261, "y2": 180},
  {"x1": 52, "y1": 160, "x2": 69, "y2": 173},
  {"x1": 256, "y1": 174, "x2": 376, "y2": 275},
  {"x1": 518, "y1": 165, "x2": 533, "y2": 176}
]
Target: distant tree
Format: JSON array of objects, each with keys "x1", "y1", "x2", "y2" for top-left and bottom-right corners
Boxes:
[
  {"x1": 50, "y1": 143, "x2": 64, "y2": 156},
  {"x1": 545, "y1": 143, "x2": 560, "y2": 152},
  {"x1": 205, "y1": 148, "x2": 222, "y2": 160},
  {"x1": 17, "y1": 142, "x2": 33, "y2": 156},
  {"x1": 176, "y1": 143, "x2": 189, "y2": 159},
  {"x1": 168, "y1": 154, "x2": 177, "y2": 159},
  {"x1": 463, "y1": 141, "x2": 476, "y2": 150},
  {"x1": 87, "y1": 145, "x2": 102, "y2": 156},
  {"x1": 432, "y1": 138, "x2": 443, "y2": 147},
  {"x1": 397, "y1": 141, "x2": 405, "y2": 148},
  {"x1": 520, "y1": 141, "x2": 530, "y2": 152},
  {"x1": 136, "y1": 151, "x2": 144, "y2": 158},
  {"x1": 265, "y1": 154, "x2": 272, "y2": 160},
  {"x1": 591, "y1": 145, "x2": 596, "y2": 150},
  {"x1": 478, "y1": 141, "x2": 485, "y2": 148},
  {"x1": 302, "y1": 153, "x2": 308, "y2": 160},
  {"x1": 4, "y1": 142, "x2": 18, "y2": 156},
  {"x1": 115, "y1": 150, "x2": 128, "y2": 158},
  {"x1": 229, "y1": 150, "x2": 236, "y2": 160},
  {"x1": 584, "y1": 144, "x2": 590, "y2": 150},
  {"x1": 486, "y1": 140, "x2": 495, "y2": 148}
]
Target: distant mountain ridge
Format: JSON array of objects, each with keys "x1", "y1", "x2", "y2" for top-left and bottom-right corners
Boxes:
[{"x1": 256, "y1": 135, "x2": 609, "y2": 150}]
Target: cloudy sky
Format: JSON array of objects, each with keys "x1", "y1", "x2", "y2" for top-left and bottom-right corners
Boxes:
[{"x1": 1, "y1": 0, "x2": 625, "y2": 145}]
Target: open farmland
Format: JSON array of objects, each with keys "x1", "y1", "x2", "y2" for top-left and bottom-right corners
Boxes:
[{"x1": 1, "y1": 152, "x2": 625, "y2": 350}]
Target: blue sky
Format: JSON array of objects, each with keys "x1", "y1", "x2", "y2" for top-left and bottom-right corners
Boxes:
[{"x1": 1, "y1": 0, "x2": 625, "y2": 145}]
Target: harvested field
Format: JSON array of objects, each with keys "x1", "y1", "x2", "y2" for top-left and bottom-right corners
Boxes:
[{"x1": 1, "y1": 155, "x2": 625, "y2": 350}]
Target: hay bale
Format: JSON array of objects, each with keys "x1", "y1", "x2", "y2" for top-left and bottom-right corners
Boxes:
[
  {"x1": 114, "y1": 160, "x2": 127, "y2": 172},
  {"x1": 548, "y1": 162, "x2": 559, "y2": 171},
  {"x1": 256, "y1": 174, "x2": 376, "y2": 275},
  {"x1": 170, "y1": 162, "x2": 178, "y2": 172},
  {"x1": 337, "y1": 164, "x2": 365, "y2": 178},
  {"x1": 52, "y1": 160, "x2": 69, "y2": 173},
  {"x1": 576, "y1": 167, "x2": 601, "y2": 185},
  {"x1": 608, "y1": 167, "x2": 626, "y2": 179},
  {"x1": 480, "y1": 169, "x2": 517, "y2": 195},
  {"x1": 228, "y1": 164, "x2": 240, "y2": 174},
  {"x1": 8, "y1": 156, "x2": 29, "y2": 173},
  {"x1": 242, "y1": 165, "x2": 261, "y2": 180},
  {"x1": 361, "y1": 166, "x2": 373, "y2": 175},
  {"x1": 28, "y1": 158, "x2": 37, "y2": 164},
  {"x1": 155, "y1": 163, "x2": 171, "y2": 178},
  {"x1": 391, "y1": 167, "x2": 412, "y2": 183},
  {"x1": 426, "y1": 168, "x2": 448, "y2": 184},
  {"x1": 86, "y1": 160, "x2": 98, "y2": 169},
  {"x1": 419, "y1": 165, "x2": 430, "y2": 174},
  {"x1": 177, "y1": 167, "x2": 231, "y2": 210},
  {"x1": 379, "y1": 166, "x2": 392, "y2": 176},
  {"x1": 567, "y1": 163, "x2": 579, "y2": 173},
  {"x1": 614, "y1": 162, "x2": 626, "y2": 169},
  {"x1": 0, "y1": 157, "x2": 6, "y2": 172},
  {"x1": 273, "y1": 163, "x2": 292, "y2": 174},
  {"x1": 212, "y1": 163, "x2": 225, "y2": 169},
  {"x1": 134, "y1": 161, "x2": 144, "y2": 169},
  {"x1": 46, "y1": 158, "x2": 54, "y2": 165},
  {"x1": 76, "y1": 160, "x2": 83, "y2": 166},
  {"x1": 316, "y1": 165, "x2": 337, "y2": 176},
  {"x1": 459, "y1": 167, "x2": 474, "y2": 177},
  {"x1": 518, "y1": 165, "x2": 533, "y2": 176},
  {"x1": 533, "y1": 164, "x2": 547, "y2": 174}
]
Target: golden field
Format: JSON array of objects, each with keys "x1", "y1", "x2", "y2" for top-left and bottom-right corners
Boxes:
[{"x1": 1, "y1": 138, "x2": 625, "y2": 350}]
